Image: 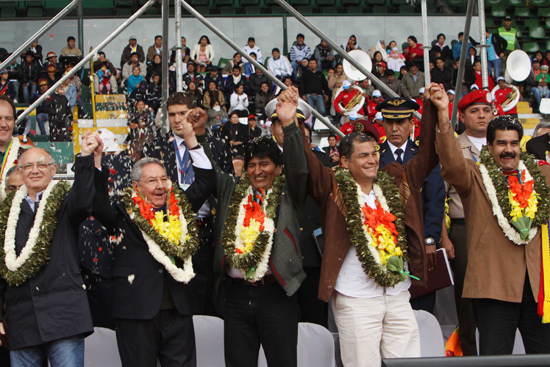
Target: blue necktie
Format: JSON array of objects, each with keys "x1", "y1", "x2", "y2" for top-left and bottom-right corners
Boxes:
[
  {"x1": 175, "y1": 140, "x2": 195, "y2": 186},
  {"x1": 395, "y1": 148, "x2": 404, "y2": 165}
]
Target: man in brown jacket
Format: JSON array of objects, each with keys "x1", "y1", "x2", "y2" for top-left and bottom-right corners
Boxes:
[
  {"x1": 436, "y1": 108, "x2": 550, "y2": 354},
  {"x1": 296, "y1": 83, "x2": 447, "y2": 366}
]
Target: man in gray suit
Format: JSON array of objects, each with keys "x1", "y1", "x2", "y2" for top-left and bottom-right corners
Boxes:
[{"x1": 191, "y1": 86, "x2": 307, "y2": 367}]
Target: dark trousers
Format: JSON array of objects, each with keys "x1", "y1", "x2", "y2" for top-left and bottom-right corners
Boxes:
[
  {"x1": 410, "y1": 292, "x2": 436, "y2": 314},
  {"x1": 116, "y1": 310, "x2": 196, "y2": 367},
  {"x1": 473, "y1": 273, "x2": 550, "y2": 355},
  {"x1": 297, "y1": 267, "x2": 328, "y2": 327},
  {"x1": 449, "y1": 219, "x2": 478, "y2": 355},
  {"x1": 192, "y1": 220, "x2": 216, "y2": 316},
  {"x1": 224, "y1": 280, "x2": 298, "y2": 367}
]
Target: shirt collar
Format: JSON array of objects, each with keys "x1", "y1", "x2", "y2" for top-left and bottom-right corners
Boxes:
[{"x1": 387, "y1": 140, "x2": 408, "y2": 155}]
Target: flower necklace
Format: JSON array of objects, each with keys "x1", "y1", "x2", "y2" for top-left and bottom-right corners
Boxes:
[
  {"x1": 479, "y1": 147, "x2": 549, "y2": 245},
  {"x1": 0, "y1": 181, "x2": 71, "y2": 286},
  {"x1": 0, "y1": 137, "x2": 21, "y2": 200},
  {"x1": 221, "y1": 173, "x2": 285, "y2": 282},
  {"x1": 336, "y1": 168, "x2": 411, "y2": 287},
  {"x1": 122, "y1": 184, "x2": 199, "y2": 283}
]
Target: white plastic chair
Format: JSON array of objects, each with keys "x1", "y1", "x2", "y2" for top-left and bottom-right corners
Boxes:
[
  {"x1": 193, "y1": 315, "x2": 225, "y2": 367},
  {"x1": 84, "y1": 327, "x2": 122, "y2": 367},
  {"x1": 258, "y1": 322, "x2": 336, "y2": 367},
  {"x1": 413, "y1": 310, "x2": 445, "y2": 357}
]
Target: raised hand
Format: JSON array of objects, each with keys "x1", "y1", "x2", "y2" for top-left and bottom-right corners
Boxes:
[
  {"x1": 424, "y1": 82, "x2": 449, "y2": 112},
  {"x1": 276, "y1": 86, "x2": 299, "y2": 127},
  {"x1": 183, "y1": 110, "x2": 199, "y2": 149},
  {"x1": 81, "y1": 130, "x2": 100, "y2": 156},
  {"x1": 187, "y1": 107, "x2": 208, "y2": 136}
]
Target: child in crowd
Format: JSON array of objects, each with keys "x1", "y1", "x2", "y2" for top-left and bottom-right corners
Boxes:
[
  {"x1": 97, "y1": 64, "x2": 112, "y2": 94},
  {"x1": 536, "y1": 65, "x2": 550, "y2": 99},
  {"x1": 126, "y1": 65, "x2": 145, "y2": 95}
]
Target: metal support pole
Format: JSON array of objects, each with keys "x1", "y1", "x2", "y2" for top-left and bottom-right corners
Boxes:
[
  {"x1": 450, "y1": 0, "x2": 475, "y2": 130},
  {"x1": 161, "y1": 0, "x2": 170, "y2": 132},
  {"x1": 16, "y1": 0, "x2": 157, "y2": 125},
  {"x1": 77, "y1": 0, "x2": 84, "y2": 52},
  {"x1": 0, "y1": 0, "x2": 82, "y2": 71},
  {"x1": 478, "y1": 0, "x2": 489, "y2": 90},
  {"x1": 421, "y1": 0, "x2": 431, "y2": 86},
  {"x1": 179, "y1": 0, "x2": 344, "y2": 137},
  {"x1": 273, "y1": 0, "x2": 422, "y2": 121},
  {"x1": 175, "y1": 0, "x2": 183, "y2": 92}
]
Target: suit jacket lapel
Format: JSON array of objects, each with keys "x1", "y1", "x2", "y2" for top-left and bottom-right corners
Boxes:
[
  {"x1": 404, "y1": 140, "x2": 418, "y2": 163},
  {"x1": 379, "y1": 142, "x2": 395, "y2": 168}
]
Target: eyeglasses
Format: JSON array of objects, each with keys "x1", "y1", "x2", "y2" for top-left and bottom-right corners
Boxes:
[
  {"x1": 140, "y1": 177, "x2": 170, "y2": 187},
  {"x1": 18, "y1": 162, "x2": 54, "y2": 172}
]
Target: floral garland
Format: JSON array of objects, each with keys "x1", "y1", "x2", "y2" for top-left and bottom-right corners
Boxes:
[
  {"x1": 221, "y1": 173, "x2": 284, "y2": 282},
  {"x1": 0, "y1": 137, "x2": 21, "y2": 200},
  {"x1": 335, "y1": 168, "x2": 410, "y2": 287},
  {"x1": 0, "y1": 181, "x2": 71, "y2": 286},
  {"x1": 122, "y1": 184, "x2": 199, "y2": 283},
  {"x1": 479, "y1": 147, "x2": 550, "y2": 245}
]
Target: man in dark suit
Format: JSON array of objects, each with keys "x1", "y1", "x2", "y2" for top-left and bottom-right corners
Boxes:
[
  {"x1": 0, "y1": 140, "x2": 97, "y2": 365},
  {"x1": 323, "y1": 134, "x2": 340, "y2": 167},
  {"x1": 143, "y1": 92, "x2": 232, "y2": 317},
  {"x1": 202, "y1": 86, "x2": 307, "y2": 367},
  {"x1": 91, "y1": 124, "x2": 215, "y2": 366},
  {"x1": 377, "y1": 97, "x2": 446, "y2": 313}
]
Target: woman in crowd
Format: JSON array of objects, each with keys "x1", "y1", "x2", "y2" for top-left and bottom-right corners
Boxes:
[
  {"x1": 203, "y1": 80, "x2": 226, "y2": 110},
  {"x1": 191, "y1": 35, "x2": 215, "y2": 72},
  {"x1": 228, "y1": 83, "x2": 249, "y2": 117},
  {"x1": 341, "y1": 35, "x2": 361, "y2": 52},
  {"x1": 187, "y1": 81, "x2": 203, "y2": 108},
  {"x1": 206, "y1": 100, "x2": 228, "y2": 132},
  {"x1": 255, "y1": 81, "x2": 275, "y2": 120},
  {"x1": 404, "y1": 35, "x2": 424, "y2": 67},
  {"x1": 146, "y1": 54, "x2": 162, "y2": 82}
]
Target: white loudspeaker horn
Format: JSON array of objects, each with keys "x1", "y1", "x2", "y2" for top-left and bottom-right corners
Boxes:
[
  {"x1": 506, "y1": 50, "x2": 531, "y2": 82},
  {"x1": 343, "y1": 50, "x2": 373, "y2": 81}
]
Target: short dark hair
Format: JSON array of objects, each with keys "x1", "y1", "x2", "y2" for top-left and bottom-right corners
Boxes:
[
  {"x1": 233, "y1": 65, "x2": 241, "y2": 71},
  {"x1": 166, "y1": 92, "x2": 196, "y2": 109},
  {"x1": 384, "y1": 69, "x2": 394, "y2": 77},
  {"x1": 458, "y1": 32, "x2": 464, "y2": 37},
  {"x1": 487, "y1": 115, "x2": 524, "y2": 145},
  {"x1": 233, "y1": 52, "x2": 240, "y2": 58},
  {"x1": 437, "y1": 33, "x2": 445, "y2": 40},
  {"x1": 67, "y1": 36, "x2": 75, "y2": 42},
  {"x1": 435, "y1": 57, "x2": 445, "y2": 63},
  {"x1": 155, "y1": 35, "x2": 162, "y2": 40},
  {"x1": 98, "y1": 51, "x2": 105, "y2": 57},
  {"x1": 328, "y1": 134, "x2": 337, "y2": 140},
  {"x1": 245, "y1": 136, "x2": 283, "y2": 168},
  {"x1": 297, "y1": 33, "x2": 305, "y2": 40},
  {"x1": 282, "y1": 76, "x2": 293, "y2": 84},
  {"x1": 408, "y1": 35, "x2": 418, "y2": 44},
  {"x1": 340, "y1": 133, "x2": 377, "y2": 159},
  {"x1": 272, "y1": 47, "x2": 280, "y2": 53},
  {"x1": 229, "y1": 111, "x2": 240, "y2": 119},
  {"x1": 0, "y1": 95, "x2": 16, "y2": 120},
  {"x1": 248, "y1": 37, "x2": 255, "y2": 42}
]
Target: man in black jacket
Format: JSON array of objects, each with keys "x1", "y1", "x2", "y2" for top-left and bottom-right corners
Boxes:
[
  {"x1": 20, "y1": 51, "x2": 40, "y2": 104},
  {"x1": 299, "y1": 59, "x2": 330, "y2": 122},
  {"x1": 0, "y1": 138, "x2": 97, "y2": 366},
  {"x1": 143, "y1": 92, "x2": 232, "y2": 316},
  {"x1": 431, "y1": 57, "x2": 453, "y2": 91},
  {"x1": 120, "y1": 35, "x2": 145, "y2": 68},
  {"x1": 91, "y1": 121, "x2": 215, "y2": 366},
  {"x1": 42, "y1": 85, "x2": 73, "y2": 142}
]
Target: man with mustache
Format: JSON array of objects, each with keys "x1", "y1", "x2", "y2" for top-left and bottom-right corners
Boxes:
[
  {"x1": 436, "y1": 102, "x2": 550, "y2": 355},
  {"x1": 439, "y1": 89, "x2": 494, "y2": 355}
]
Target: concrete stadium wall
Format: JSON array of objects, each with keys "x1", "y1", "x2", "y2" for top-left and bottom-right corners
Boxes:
[{"x1": 1, "y1": 15, "x2": 480, "y2": 68}]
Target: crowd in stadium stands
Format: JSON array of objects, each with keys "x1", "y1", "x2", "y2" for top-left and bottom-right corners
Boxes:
[{"x1": 2, "y1": 12, "x2": 550, "y2": 367}]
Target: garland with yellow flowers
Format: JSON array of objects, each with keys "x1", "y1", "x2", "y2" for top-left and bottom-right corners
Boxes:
[
  {"x1": 336, "y1": 168, "x2": 413, "y2": 287},
  {"x1": 479, "y1": 147, "x2": 549, "y2": 245},
  {"x1": 122, "y1": 184, "x2": 199, "y2": 283},
  {"x1": 222, "y1": 173, "x2": 284, "y2": 282}
]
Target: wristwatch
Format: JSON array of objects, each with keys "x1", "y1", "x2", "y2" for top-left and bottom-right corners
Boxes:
[{"x1": 424, "y1": 236, "x2": 436, "y2": 246}]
